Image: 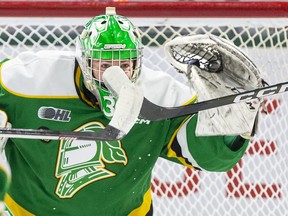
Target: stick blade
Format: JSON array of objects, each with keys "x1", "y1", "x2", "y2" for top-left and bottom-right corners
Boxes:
[
  {"x1": 109, "y1": 82, "x2": 144, "y2": 135},
  {"x1": 103, "y1": 66, "x2": 130, "y2": 96}
]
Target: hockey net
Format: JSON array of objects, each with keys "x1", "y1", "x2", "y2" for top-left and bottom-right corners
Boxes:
[{"x1": 0, "y1": 2, "x2": 288, "y2": 215}]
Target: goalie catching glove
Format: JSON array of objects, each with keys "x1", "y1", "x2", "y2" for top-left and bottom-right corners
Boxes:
[{"x1": 165, "y1": 34, "x2": 264, "y2": 137}]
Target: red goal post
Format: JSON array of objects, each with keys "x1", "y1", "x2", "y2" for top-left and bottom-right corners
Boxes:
[{"x1": 0, "y1": 1, "x2": 288, "y2": 216}]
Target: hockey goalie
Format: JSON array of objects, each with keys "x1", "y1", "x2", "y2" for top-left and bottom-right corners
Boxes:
[{"x1": 0, "y1": 7, "x2": 263, "y2": 216}]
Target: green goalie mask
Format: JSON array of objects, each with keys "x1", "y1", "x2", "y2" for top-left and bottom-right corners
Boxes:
[{"x1": 76, "y1": 7, "x2": 143, "y2": 118}]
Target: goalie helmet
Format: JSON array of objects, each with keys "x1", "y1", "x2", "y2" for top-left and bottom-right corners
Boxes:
[{"x1": 76, "y1": 7, "x2": 142, "y2": 118}]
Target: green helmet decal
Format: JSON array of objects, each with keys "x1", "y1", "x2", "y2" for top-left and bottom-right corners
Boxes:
[
  {"x1": 82, "y1": 14, "x2": 141, "y2": 60},
  {"x1": 76, "y1": 7, "x2": 142, "y2": 119}
]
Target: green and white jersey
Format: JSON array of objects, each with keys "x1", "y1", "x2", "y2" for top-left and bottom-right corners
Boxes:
[{"x1": 0, "y1": 51, "x2": 249, "y2": 216}]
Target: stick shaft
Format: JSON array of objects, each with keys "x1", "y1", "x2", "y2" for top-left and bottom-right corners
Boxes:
[
  {"x1": 140, "y1": 81, "x2": 288, "y2": 120},
  {"x1": 0, "y1": 125, "x2": 123, "y2": 141}
]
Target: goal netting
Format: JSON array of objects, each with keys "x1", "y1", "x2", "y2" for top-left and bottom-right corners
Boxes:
[{"x1": 0, "y1": 2, "x2": 288, "y2": 215}]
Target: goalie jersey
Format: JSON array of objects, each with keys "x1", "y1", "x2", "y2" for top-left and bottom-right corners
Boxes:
[{"x1": 0, "y1": 50, "x2": 248, "y2": 215}]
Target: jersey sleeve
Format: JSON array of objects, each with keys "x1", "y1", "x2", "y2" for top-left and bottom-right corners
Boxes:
[
  {"x1": 139, "y1": 66, "x2": 248, "y2": 172},
  {"x1": 161, "y1": 114, "x2": 249, "y2": 172}
]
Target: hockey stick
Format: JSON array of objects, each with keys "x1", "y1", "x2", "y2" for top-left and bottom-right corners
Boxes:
[
  {"x1": 0, "y1": 80, "x2": 143, "y2": 141},
  {"x1": 139, "y1": 81, "x2": 288, "y2": 121},
  {"x1": 103, "y1": 66, "x2": 288, "y2": 121}
]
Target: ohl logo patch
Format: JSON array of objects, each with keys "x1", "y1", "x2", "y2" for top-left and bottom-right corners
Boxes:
[{"x1": 38, "y1": 106, "x2": 71, "y2": 122}]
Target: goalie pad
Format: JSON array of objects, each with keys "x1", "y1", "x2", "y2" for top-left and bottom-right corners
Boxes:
[{"x1": 165, "y1": 34, "x2": 263, "y2": 137}]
